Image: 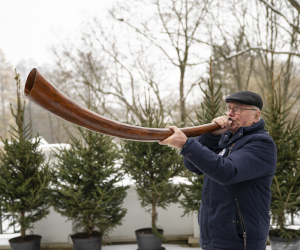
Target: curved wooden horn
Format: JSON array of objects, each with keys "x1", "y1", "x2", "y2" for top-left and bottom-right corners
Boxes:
[{"x1": 24, "y1": 68, "x2": 221, "y2": 142}]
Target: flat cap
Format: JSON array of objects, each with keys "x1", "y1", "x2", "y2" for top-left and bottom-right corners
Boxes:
[{"x1": 225, "y1": 91, "x2": 263, "y2": 110}]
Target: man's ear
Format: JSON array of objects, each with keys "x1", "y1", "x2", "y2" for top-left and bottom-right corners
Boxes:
[{"x1": 253, "y1": 111, "x2": 260, "y2": 123}]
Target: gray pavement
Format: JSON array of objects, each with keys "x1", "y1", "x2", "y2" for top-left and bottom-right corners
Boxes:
[
  {"x1": 101, "y1": 244, "x2": 272, "y2": 250},
  {"x1": 103, "y1": 245, "x2": 200, "y2": 250},
  {"x1": 0, "y1": 234, "x2": 272, "y2": 250},
  {"x1": 0, "y1": 243, "x2": 273, "y2": 249}
]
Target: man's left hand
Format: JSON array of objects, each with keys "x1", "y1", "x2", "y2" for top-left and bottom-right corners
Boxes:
[{"x1": 158, "y1": 126, "x2": 187, "y2": 149}]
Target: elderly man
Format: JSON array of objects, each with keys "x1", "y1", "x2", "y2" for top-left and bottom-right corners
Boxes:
[{"x1": 159, "y1": 91, "x2": 277, "y2": 250}]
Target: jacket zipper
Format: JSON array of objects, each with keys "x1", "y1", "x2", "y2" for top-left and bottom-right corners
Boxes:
[
  {"x1": 229, "y1": 151, "x2": 246, "y2": 250},
  {"x1": 227, "y1": 143, "x2": 235, "y2": 157},
  {"x1": 235, "y1": 199, "x2": 247, "y2": 250}
]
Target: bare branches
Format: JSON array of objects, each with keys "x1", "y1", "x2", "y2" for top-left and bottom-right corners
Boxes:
[
  {"x1": 213, "y1": 46, "x2": 300, "y2": 60},
  {"x1": 258, "y1": 0, "x2": 300, "y2": 34},
  {"x1": 181, "y1": 32, "x2": 300, "y2": 60},
  {"x1": 49, "y1": 0, "x2": 300, "y2": 129},
  {"x1": 288, "y1": 0, "x2": 300, "y2": 14},
  {"x1": 115, "y1": 19, "x2": 180, "y2": 67},
  {"x1": 112, "y1": 0, "x2": 214, "y2": 125}
]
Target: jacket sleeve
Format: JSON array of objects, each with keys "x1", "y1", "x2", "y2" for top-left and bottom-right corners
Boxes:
[
  {"x1": 180, "y1": 135, "x2": 277, "y2": 185},
  {"x1": 183, "y1": 133, "x2": 221, "y2": 176}
]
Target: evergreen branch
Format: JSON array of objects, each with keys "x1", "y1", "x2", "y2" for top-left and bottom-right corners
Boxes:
[{"x1": 284, "y1": 170, "x2": 300, "y2": 210}]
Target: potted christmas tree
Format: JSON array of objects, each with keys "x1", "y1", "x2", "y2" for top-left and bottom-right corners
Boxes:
[
  {"x1": 50, "y1": 125, "x2": 129, "y2": 250},
  {"x1": 0, "y1": 71, "x2": 52, "y2": 250},
  {"x1": 121, "y1": 100, "x2": 184, "y2": 250},
  {"x1": 263, "y1": 75, "x2": 300, "y2": 249}
]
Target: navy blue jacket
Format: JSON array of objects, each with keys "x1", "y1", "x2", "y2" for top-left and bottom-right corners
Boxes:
[{"x1": 180, "y1": 119, "x2": 276, "y2": 250}]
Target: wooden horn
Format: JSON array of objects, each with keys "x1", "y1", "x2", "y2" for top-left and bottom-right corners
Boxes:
[{"x1": 24, "y1": 68, "x2": 221, "y2": 142}]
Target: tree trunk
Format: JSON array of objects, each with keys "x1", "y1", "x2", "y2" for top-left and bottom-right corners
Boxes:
[
  {"x1": 151, "y1": 194, "x2": 156, "y2": 233},
  {"x1": 180, "y1": 66, "x2": 186, "y2": 127},
  {"x1": 277, "y1": 212, "x2": 285, "y2": 230},
  {"x1": 48, "y1": 113, "x2": 54, "y2": 143},
  {"x1": 88, "y1": 215, "x2": 92, "y2": 235},
  {"x1": 1, "y1": 79, "x2": 6, "y2": 138},
  {"x1": 21, "y1": 211, "x2": 25, "y2": 238}
]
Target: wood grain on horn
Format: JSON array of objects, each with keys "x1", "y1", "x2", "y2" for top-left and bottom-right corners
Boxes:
[{"x1": 24, "y1": 68, "x2": 221, "y2": 142}]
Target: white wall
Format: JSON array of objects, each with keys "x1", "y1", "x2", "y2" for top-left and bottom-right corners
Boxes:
[
  {"x1": 32, "y1": 207, "x2": 72, "y2": 243},
  {"x1": 193, "y1": 213, "x2": 200, "y2": 238},
  {"x1": 27, "y1": 186, "x2": 195, "y2": 244},
  {"x1": 108, "y1": 186, "x2": 194, "y2": 239}
]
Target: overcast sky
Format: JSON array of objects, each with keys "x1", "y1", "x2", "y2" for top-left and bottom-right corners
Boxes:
[{"x1": 0, "y1": 0, "x2": 117, "y2": 67}]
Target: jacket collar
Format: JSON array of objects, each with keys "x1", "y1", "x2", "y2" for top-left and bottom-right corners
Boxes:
[
  {"x1": 236, "y1": 119, "x2": 265, "y2": 136},
  {"x1": 220, "y1": 119, "x2": 265, "y2": 145}
]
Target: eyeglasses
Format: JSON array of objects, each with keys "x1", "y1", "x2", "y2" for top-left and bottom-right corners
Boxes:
[{"x1": 223, "y1": 107, "x2": 258, "y2": 115}]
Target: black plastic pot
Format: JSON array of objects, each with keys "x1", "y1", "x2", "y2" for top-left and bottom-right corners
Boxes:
[
  {"x1": 135, "y1": 228, "x2": 164, "y2": 250},
  {"x1": 71, "y1": 233, "x2": 102, "y2": 250},
  {"x1": 9, "y1": 235, "x2": 42, "y2": 250},
  {"x1": 269, "y1": 230, "x2": 300, "y2": 250}
]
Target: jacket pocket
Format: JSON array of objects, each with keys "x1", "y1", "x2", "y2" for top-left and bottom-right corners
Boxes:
[
  {"x1": 209, "y1": 202, "x2": 243, "y2": 241},
  {"x1": 199, "y1": 205, "x2": 210, "y2": 239}
]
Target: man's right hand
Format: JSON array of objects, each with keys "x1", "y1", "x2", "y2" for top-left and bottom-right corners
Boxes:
[{"x1": 211, "y1": 116, "x2": 232, "y2": 136}]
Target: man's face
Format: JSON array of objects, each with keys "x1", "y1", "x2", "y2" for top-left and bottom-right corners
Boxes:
[{"x1": 226, "y1": 102, "x2": 259, "y2": 134}]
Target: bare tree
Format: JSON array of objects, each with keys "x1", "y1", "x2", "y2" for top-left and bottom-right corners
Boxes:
[
  {"x1": 0, "y1": 50, "x2": 14, "y2": 139},
  {"x1": 52, "y1": 12, "x2": 190, "y2": 125},
  {"x1": 256, "y1": 0, "x2": 300, "y2": 105},
  {"x1": 111, "y1": 0, "x2": 214, "y2": 126},
  {"x1": 51, "y1": 0, "x2": 300, "y2": 128},
  {"x1": 52, "y1": 33, "x2": 142, "y2": 123},
  {"x1": 196, "y1": 0, "x2": 300, "y2": 110},
  {"x1": 205, "y1": 0, "x2": 256, "y2": 96}
]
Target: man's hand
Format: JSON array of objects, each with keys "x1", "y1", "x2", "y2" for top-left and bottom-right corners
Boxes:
[
  {"x1": 158, "y1": 126, "x2": 187, "y2": 149},
  {"x1": 211, "y1": 116, "x2": 232, "y2": 136}
]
